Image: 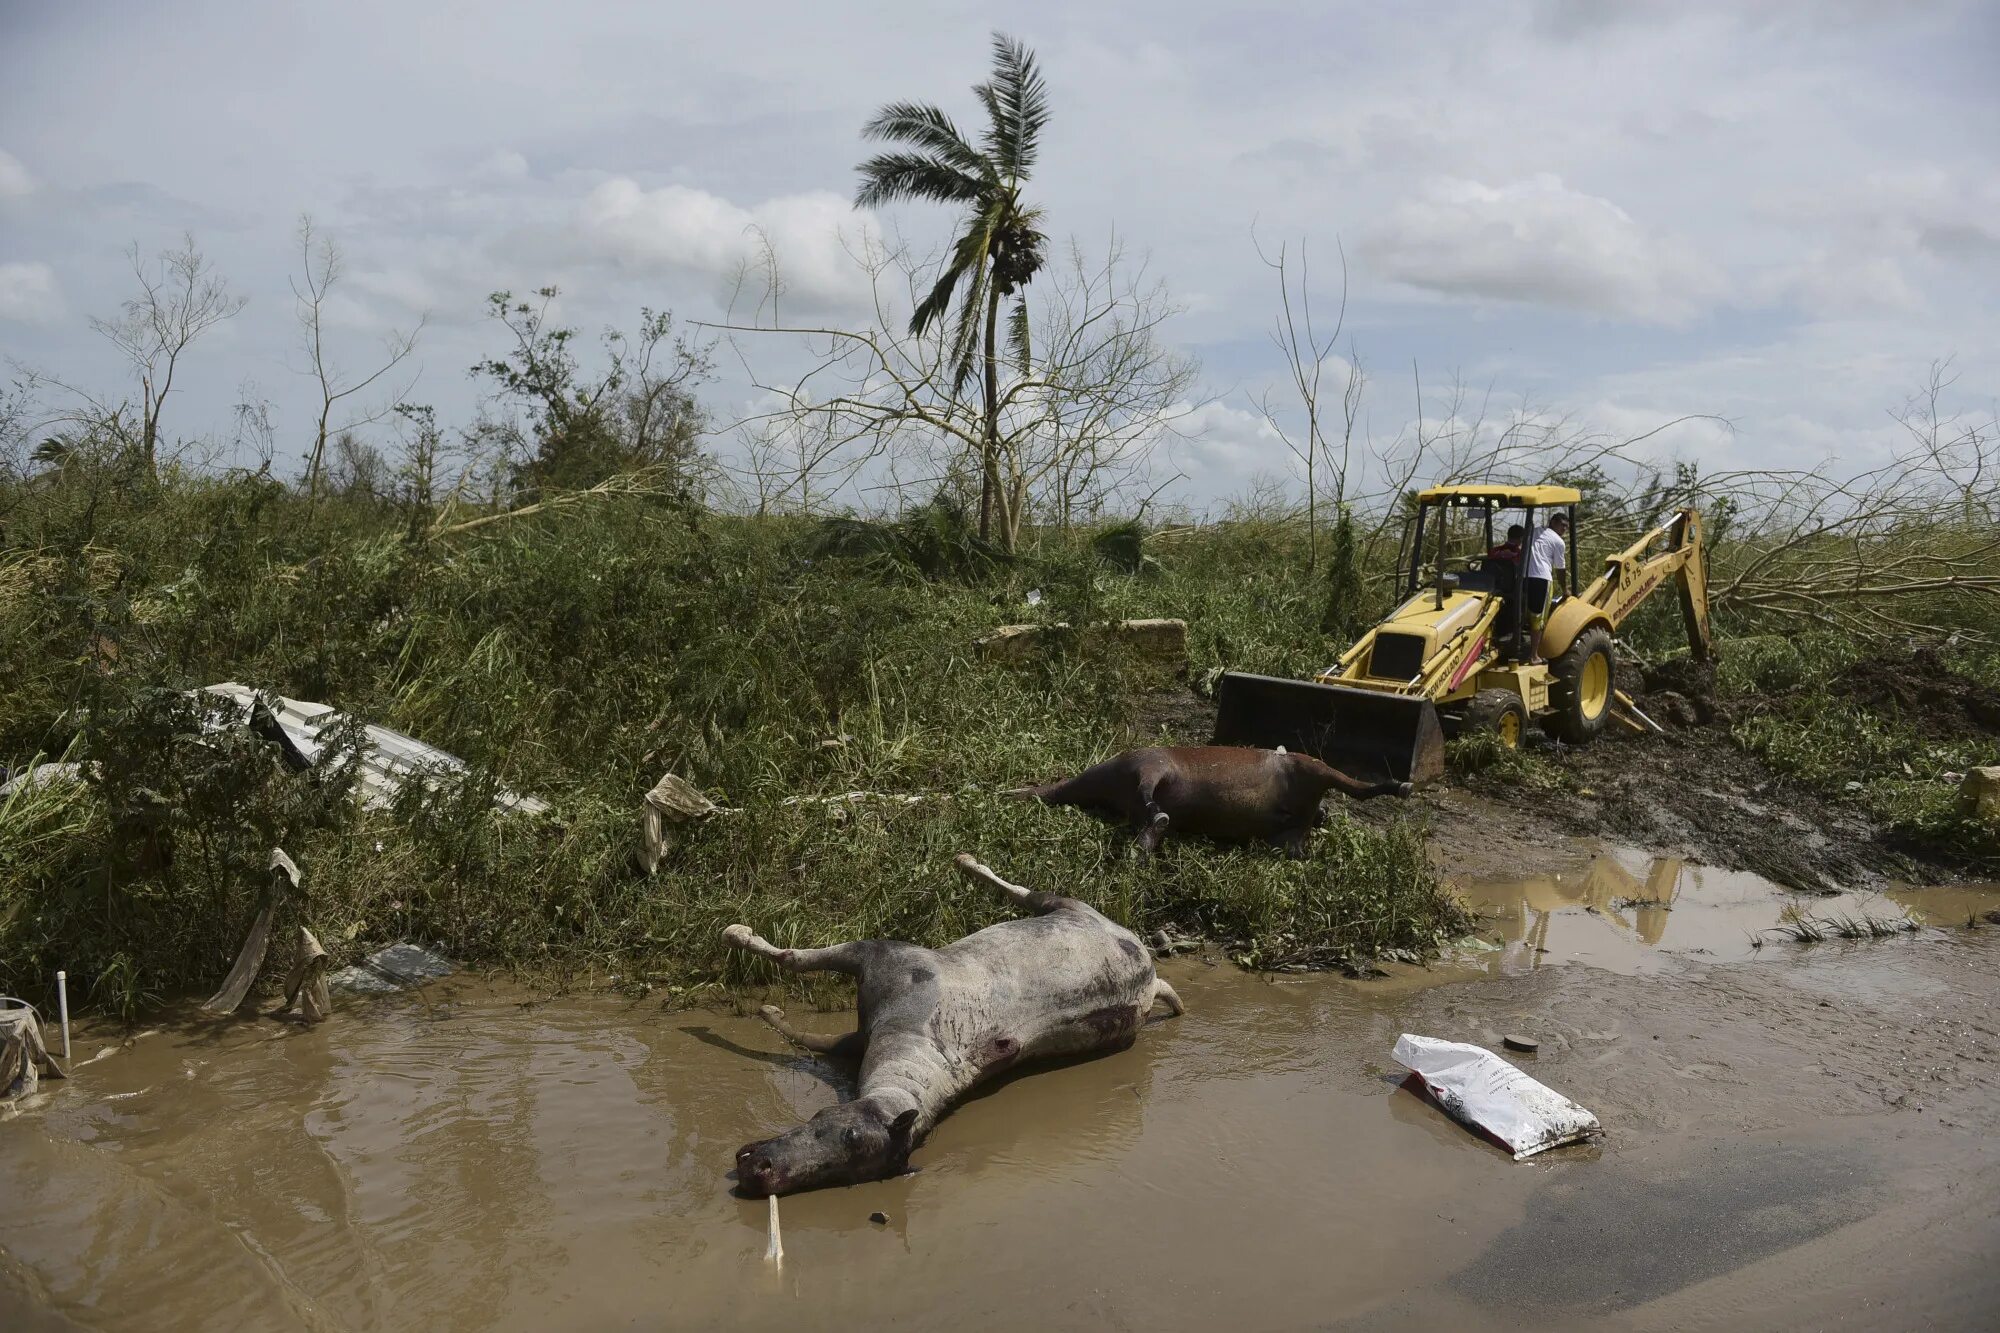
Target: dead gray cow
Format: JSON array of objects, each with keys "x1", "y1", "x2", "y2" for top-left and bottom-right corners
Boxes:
[{"x1": 725, "y1": 853, "x2": 1183, "y2": 1196}]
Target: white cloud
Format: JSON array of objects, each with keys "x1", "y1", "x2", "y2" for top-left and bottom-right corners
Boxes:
[
  {"x1": 0, "y1": 261, "x2": 62, "y2": 322},
  {"x1": 1579, "y1": 401, "x2": 1738, "y2": 466},
  {"x1": 574, "y1": 178, "x2": 875, "y2": 310},
  {"x1": 1758, "y1": 250, "x2": 1922, "y2": 319},
  {"x1": 0, "y1": 1, "x2": 1993, "y2": 493},
  {"x1": 1166, "y1": 399, "x2": 1290, "y2": 497},
  {"x1": 0, "y1": 148, "x2": 32, "y2": 198},
  {"x1": 472, "y1": 149, "x2": 530, "y2": 182},
  {"x1": 1357, "y1": 174, "x2": 1731, "y2": 325}
]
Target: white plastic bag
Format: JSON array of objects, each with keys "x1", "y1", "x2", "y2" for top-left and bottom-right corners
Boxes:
[{"x1": 1392, "y1": 1033, "x2": 1601, "y2": 1160}]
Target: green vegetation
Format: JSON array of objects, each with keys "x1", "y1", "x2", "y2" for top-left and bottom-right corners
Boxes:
[{"x1": 0, "y1": 472, "x2": 1463, "y2": 1016}]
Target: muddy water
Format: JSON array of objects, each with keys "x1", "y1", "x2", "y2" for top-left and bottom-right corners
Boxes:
[
  {"x1": 4, "y1": 866, "x2": 1999, "y2": 1332},
  {"x1": 1417, "y1": 849, "x2": 2000, "y2": 981}
]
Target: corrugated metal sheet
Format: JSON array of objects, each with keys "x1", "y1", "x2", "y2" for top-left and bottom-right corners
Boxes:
[{"x1": 200, "y1": 684, "x2": 550, "y2": 816}]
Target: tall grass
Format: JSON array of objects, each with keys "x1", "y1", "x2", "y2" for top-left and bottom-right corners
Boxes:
[{"x1": 0, "y1": 469, "x2": 1457, "y2": 1014}]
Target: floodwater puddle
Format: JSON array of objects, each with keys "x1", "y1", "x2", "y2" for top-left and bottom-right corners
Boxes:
[
  {"x1": 1421, "y1": 849, "x2": 2000, "y2": 980},
  {"x1": 4, "y1": 856, "x2": 1997, "y2": 1330}
]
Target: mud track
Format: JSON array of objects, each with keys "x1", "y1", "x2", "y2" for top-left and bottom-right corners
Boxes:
[{"x1": 1134, "y1": 650, "x2": 1990, "y2": 893}]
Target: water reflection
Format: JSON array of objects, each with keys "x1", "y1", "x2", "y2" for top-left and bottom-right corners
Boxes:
[{"x1": 1449, "y1": 852, "x2": 2000, "y2": 978}]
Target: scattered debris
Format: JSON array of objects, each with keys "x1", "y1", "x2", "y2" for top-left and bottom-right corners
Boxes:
[
  {"x1": 328, "y1": 943, "x2": 455, "y2": 996},
  {"x1": 974, "y1": 618, "x2": 1188, "y2": 674},
  {"x1": 0, "y1": 761, "x2": 89, "y2": 798},
  {"x1": 276, "y1": 927, "x2": 333, "y2": 1024},
  {"x1": 1502, "y1": 1034, "x2": 1540, "y2": 1054},
  {"x1": 203, "y1": 849, "x2": 302, "y2": 1015},
  {"x1": 199, "y1": 683, "x2": 549, "y2": 815},
  {"x1": 1392, "y1": 1033, "x2": 1601, "y2": 1160},
  {"x1": 638, "y1": 772, "x2": 734, "y2": 873},
  {"x1": 868, "y1": 1210, "x2": 889, "y2": 1225},
  {"x1": 1, "y1": 1004, "x2": 65, "y2": 1104},
  {"x1": 636, "y1": 772, "x2": 946, "y2": 870},
  {"x1": 765, "y1": 1195, "x2": 783, "y2": 1263}
]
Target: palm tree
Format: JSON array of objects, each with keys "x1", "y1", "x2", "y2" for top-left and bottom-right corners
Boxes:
[{"x1": 856, "y1": 31, "x2": 1050, "y2": 543}]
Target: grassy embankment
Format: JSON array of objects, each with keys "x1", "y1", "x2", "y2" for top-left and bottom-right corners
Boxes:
[
  {"x1": 0, "y1": 474, "x2": 1459, "y2": 1017},
  {"x1": 8, "y1": 461, "x2": 1997, "y2": 1018}
]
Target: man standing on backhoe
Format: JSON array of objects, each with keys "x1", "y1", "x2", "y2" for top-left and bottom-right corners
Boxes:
[{"x1": 1525, "y1": 512, "x2": 1568, "y2": 663}]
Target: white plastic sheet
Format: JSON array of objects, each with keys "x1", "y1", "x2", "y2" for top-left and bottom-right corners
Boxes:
[
  {"x1": 328, "y1": 943, "x2": 455, "y2": 995},
  {"x1": 1392, "y1": 1033, "x2": 1601, "y2": 1160}
]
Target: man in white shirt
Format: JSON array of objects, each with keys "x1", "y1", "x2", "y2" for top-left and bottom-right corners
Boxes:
[{"x1": 1525, "y1": 512, "x2": 1569, "y2": 662}]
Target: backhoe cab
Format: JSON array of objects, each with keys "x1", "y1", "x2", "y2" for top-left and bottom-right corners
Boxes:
[{"x1": 1214, "y1": 484, "x2": 1711, "y2": 787}]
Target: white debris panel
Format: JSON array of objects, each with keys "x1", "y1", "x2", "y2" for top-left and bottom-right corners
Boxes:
[
  {"x1": 199, "y1": 684, "x2": 549, "y2": 815},
  {"x1": 1392, "y1": 1033, "x2": 1602, "y2": 1160}
]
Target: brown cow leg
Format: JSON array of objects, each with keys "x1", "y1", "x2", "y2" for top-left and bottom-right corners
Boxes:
[{"x1": 1331, "y1": 773, "x2": 1414, "y2": 800}]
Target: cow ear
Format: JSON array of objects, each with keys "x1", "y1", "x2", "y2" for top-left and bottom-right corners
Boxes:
[{"x1": 888, "y1": 1109, "x2": 919, "y2": 1150}]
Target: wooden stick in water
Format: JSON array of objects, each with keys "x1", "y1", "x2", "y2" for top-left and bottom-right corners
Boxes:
[{"x1": 765, "y1": 1194, "x2": 783, "y2": 1263}]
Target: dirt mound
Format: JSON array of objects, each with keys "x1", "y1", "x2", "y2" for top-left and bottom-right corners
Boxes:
[
  {"x1": 1824, "y1": 646, "x2": 2000, "y2": 741},
  {"x1": 1635, "y1": 656, "x2": 1723, "y2": 728},
  {"x1": 1560, "y1": 729, "x2": 1929, "y2": 893}
]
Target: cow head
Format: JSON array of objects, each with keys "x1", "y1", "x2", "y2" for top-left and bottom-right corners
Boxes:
[{"x1": 734, "y1": 1096, "x2": 920, "y2": 1196}]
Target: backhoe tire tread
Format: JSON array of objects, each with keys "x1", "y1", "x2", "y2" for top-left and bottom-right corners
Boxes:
[
  {"x1": 1463, "y1": 689, "x2": 1529, "y2": 749},
  {"x1": 1548, "y1": 625, "x2": 1614, "y2": 745}
]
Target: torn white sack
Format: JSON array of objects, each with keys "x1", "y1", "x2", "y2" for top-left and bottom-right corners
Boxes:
[{"x1": 1392, "y1": 1033, "x2": 1602, "y2": 1160}]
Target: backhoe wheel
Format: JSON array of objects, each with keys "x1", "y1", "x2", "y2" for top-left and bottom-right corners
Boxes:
[
  {"x1": 1463, "y1": 689, "x2": 1529, "y2": 749},
  {"x1": 1548, "y1": 625, "x2": 1615, "y2": 744}
]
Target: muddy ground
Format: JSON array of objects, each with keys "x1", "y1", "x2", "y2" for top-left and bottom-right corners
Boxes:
[
  {"x1": 1417, "y1": 727, "x2": 1917, "y2": 894},
  {"x1": 1136, "y1": 647, "x2": 1996, "y2": 894}
]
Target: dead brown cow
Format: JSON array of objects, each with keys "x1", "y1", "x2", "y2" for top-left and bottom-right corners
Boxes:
[{"x1": 1012, "y1": 744, "x2": 1409, "y2": 856}]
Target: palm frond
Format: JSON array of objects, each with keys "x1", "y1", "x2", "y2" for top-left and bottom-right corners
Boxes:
[
  {"x1": 1007, "y1": 295, "x2": 1031, "y2": 375},
  {"x1": 859, "y1": 101, "x2": 992, "y2": 180},
  {"x1": 977, "y1": 32, "x2": 1050, "y2": 181},
  {"x1": 948, "y1": 273, "x2": 988, "y2": 393},
  {"x1": 910, "y1": 263, "x2": 966, "y2": 338},
  {"x1": 855, "y1": 152, "x2": 984, "y2": 209},
  {"x1": 935, "y1": 216, "x2": 998, "y2": 387}
]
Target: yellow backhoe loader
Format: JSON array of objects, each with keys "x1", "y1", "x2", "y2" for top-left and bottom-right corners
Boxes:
[{"x1": 1214, "y1": 484, "x2": 1711, "y2": 786}]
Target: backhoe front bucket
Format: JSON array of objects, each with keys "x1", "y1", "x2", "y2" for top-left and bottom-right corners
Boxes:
[{"x1": 1213, "y1": 671, "x2": 1447, "y2": 788}]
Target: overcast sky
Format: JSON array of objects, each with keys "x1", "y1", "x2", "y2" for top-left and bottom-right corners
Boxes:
[{"x1": 2, "y1": 0, "x2": 1996, "y2": 506}]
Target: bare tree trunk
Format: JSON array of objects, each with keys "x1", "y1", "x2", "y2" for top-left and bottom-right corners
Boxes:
[{"x1": 309, "y1": 405, "x2": 332, "y2": 498}]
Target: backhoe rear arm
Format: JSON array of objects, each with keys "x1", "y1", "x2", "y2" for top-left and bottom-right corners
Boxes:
[{"x1": 1573, "y1": 507, "x2": 1711, "y2": 661}]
